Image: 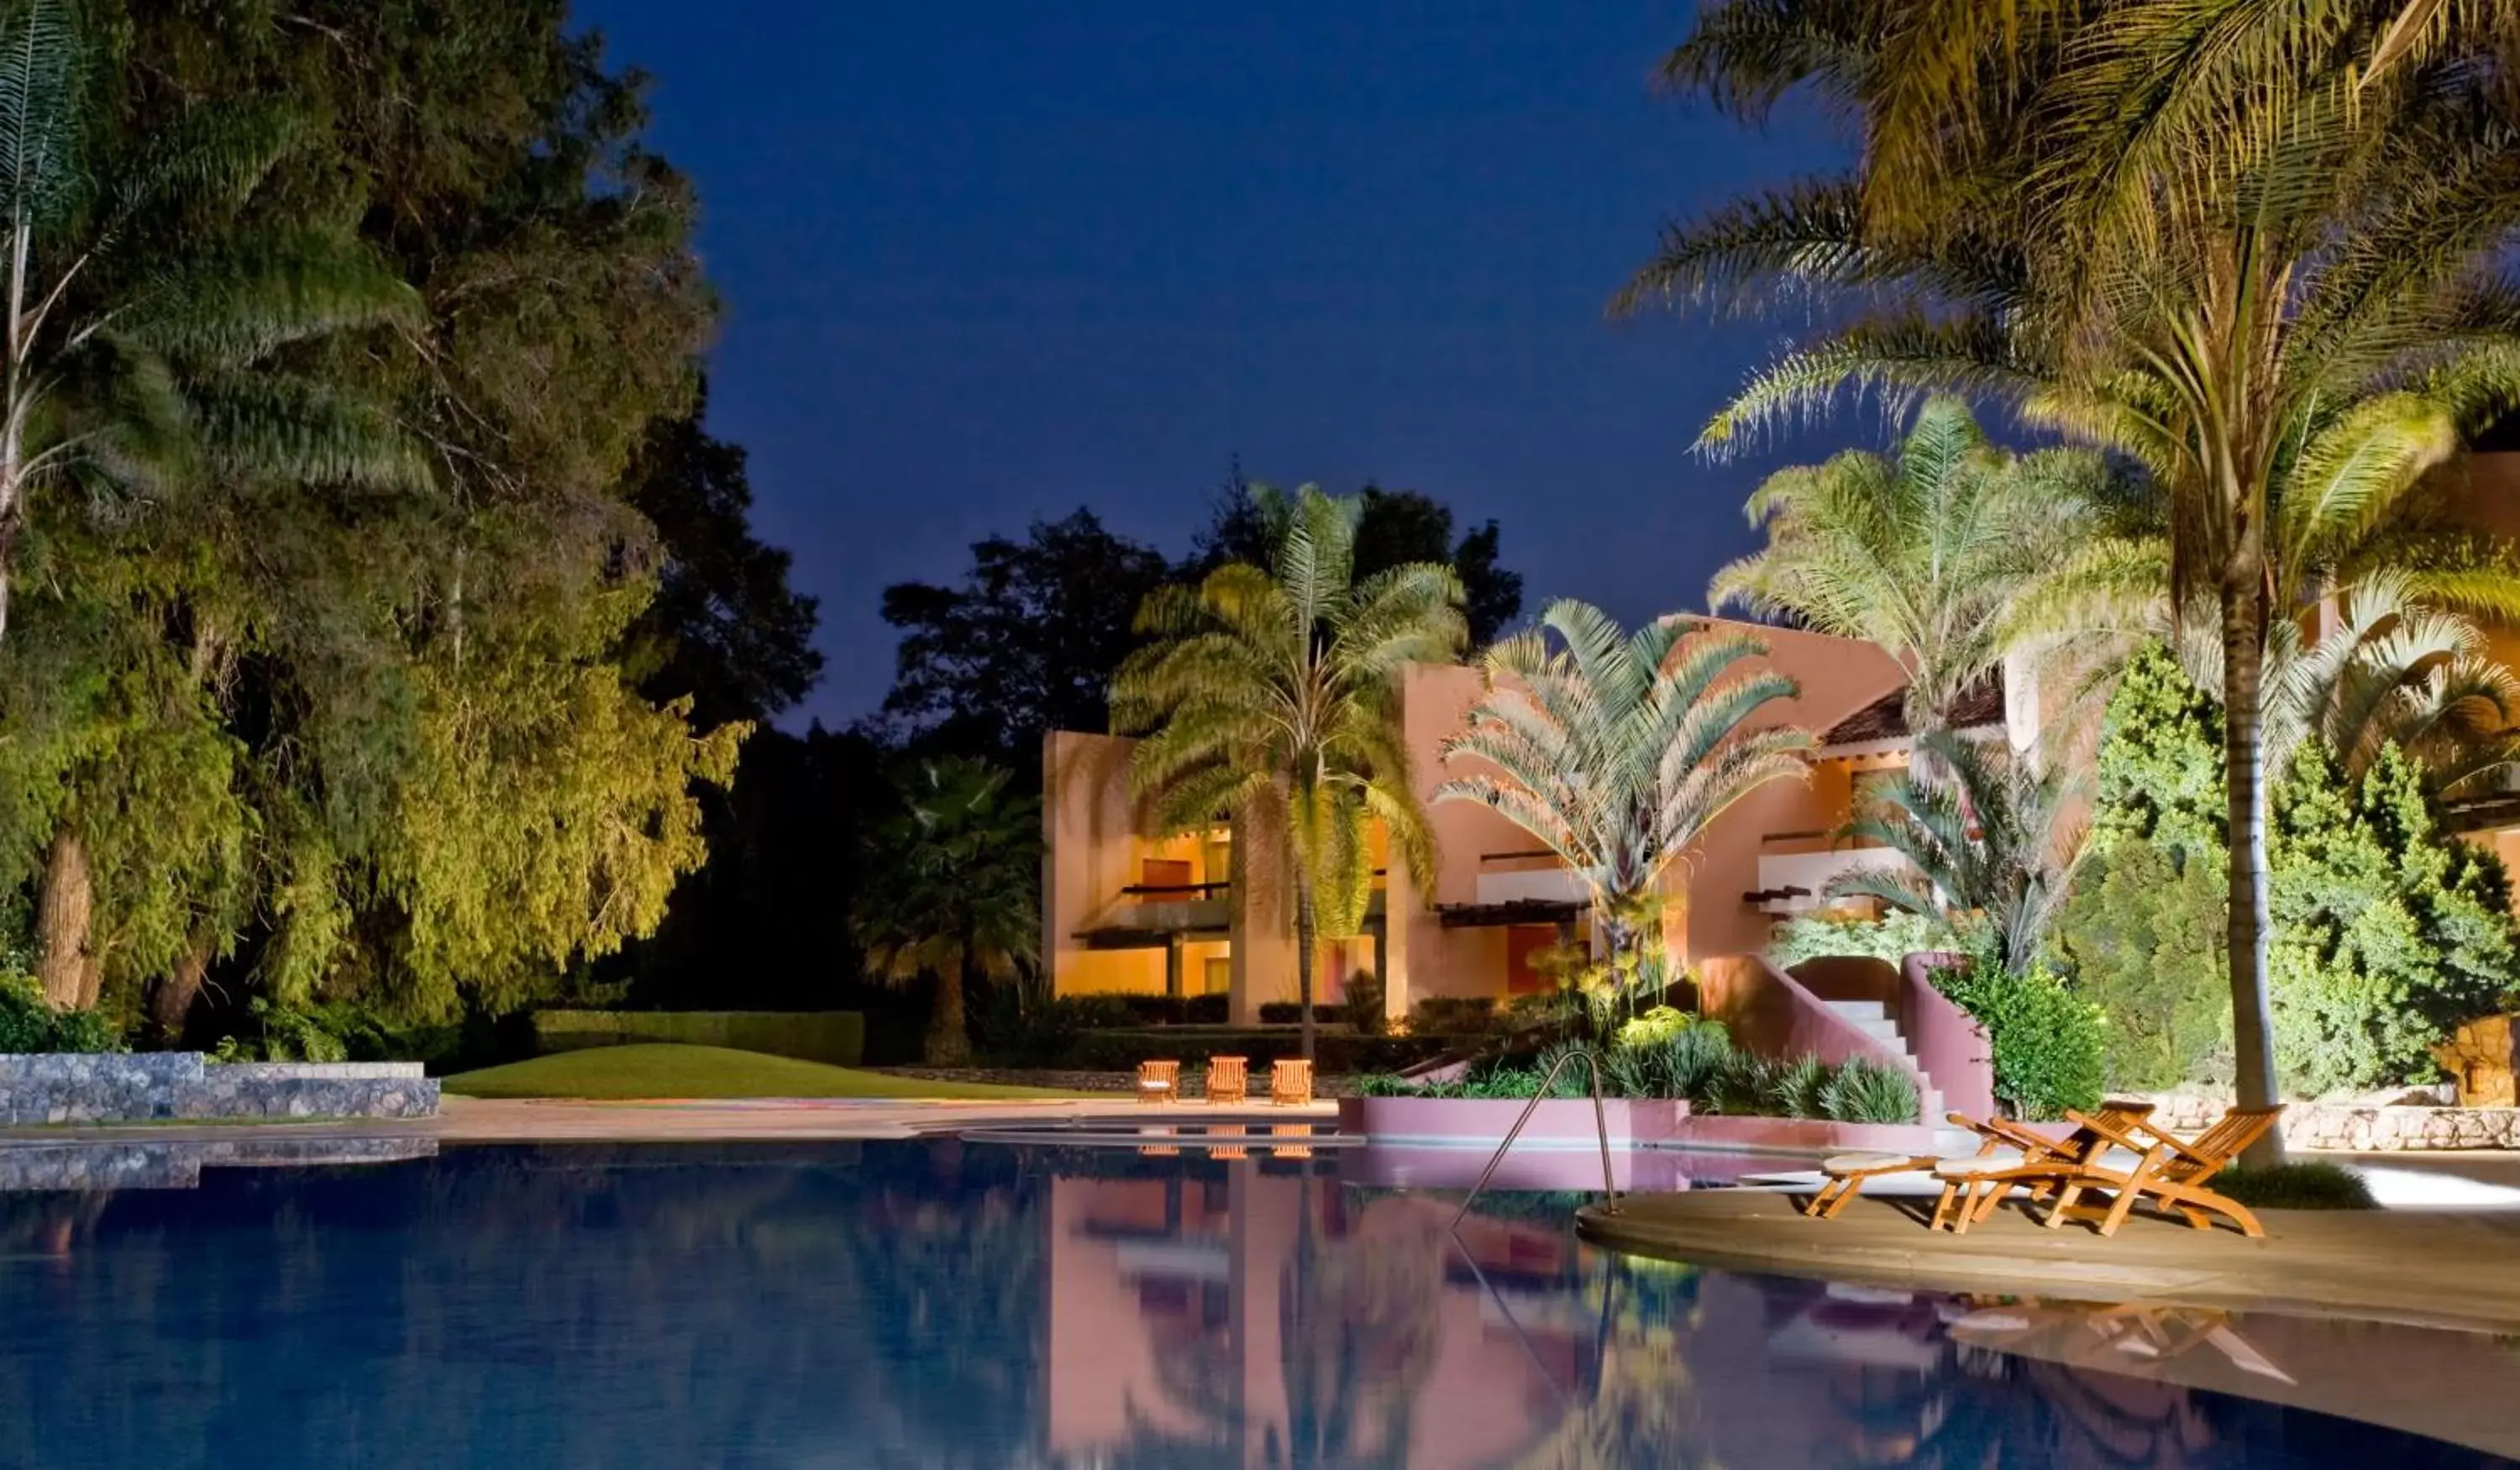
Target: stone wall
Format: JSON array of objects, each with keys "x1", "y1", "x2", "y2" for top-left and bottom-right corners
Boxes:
[
  {"x1": 0, "y1": 1054, "x2": 438, "y2": 1126},
  {"x1": 2127, "y1": 1090, "x2": 2518, "y2": 1152},
  {"x1": 0, "y1": 1136, "x2": 438, "y2": 1192}
]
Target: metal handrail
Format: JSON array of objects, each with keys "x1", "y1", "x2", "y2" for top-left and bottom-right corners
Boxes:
[{"x1": 1450, "y1": 1048, "x2": 1619, "y2": 1229}]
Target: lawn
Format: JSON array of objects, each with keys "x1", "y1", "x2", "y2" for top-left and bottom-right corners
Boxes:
[{"x1": 441, "y1": 1043, "x2": 1086, "y2": 1100}]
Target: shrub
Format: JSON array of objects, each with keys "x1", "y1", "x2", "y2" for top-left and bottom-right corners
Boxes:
[
  {"x1": 1933, "y1": 959, "x2": 2106, "y2": 1120},
  {"x1": 1819, "y1": 1058, "x2": 1922, "y2": 1124},
  {"x1": 1184, "y1": 995, "x2": 1230, "y2": 1025},
  {"x1": 2211, "y1": 1161, "x2": 2376, "y2": 1210},
  {"x1": 1342, "y1": 969, "x2": 1388, "y2": 1037},
  {"x1": 1257, "y1": 1002, "x2": 1341, "y2": 1025},
  {"x1": 2055, "y1": 836, "x2": 2229, "y2": 1091},
  {"x1": 1767, "y1": 909, "x2": 1947, "y2": 968},
  {"x1": 1613, "y1": 1005, "x2": 1693, "y2": 1051},
  {"x1": 1763, "y1": 1054, "x2": 1831, "y2": 1119},
  {"x1": 1407, "y1": 996, "x2": 1499, "y2": 1035},
  {"x1": 0, "y1": 974, "x2": 124, "y2": 1054}
]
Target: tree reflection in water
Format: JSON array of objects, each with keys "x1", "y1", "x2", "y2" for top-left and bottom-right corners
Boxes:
[{"x1": 0, "y1": 1140, "x2": 2511, "y2": 1469}]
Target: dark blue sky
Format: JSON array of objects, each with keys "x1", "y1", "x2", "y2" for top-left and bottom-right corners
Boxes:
[{"x1": 572, "y1": 1, "x2": 1850, "y2": 728}]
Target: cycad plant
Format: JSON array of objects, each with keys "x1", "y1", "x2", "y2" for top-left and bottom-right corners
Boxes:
[
  {"x1": 0, "y1": 0, "x2": 426, "y2": 643},
  {"x1": 1112, "y1": 486, "x2": 1466, "y2": 1063},
  {"x1": 853, "y1": 758, "x2": 1042, "y2": 1066},
  {"x1": 1714, "y1": 396, "x2": 2108, "y2": 732},
  {"x1": 1829, "y1": 730, "x2": 2086, "y2": 979},
  {"x1": 1625, "y1": 1, "x2": 2520, "y2": 1155},
  {"x1": 1436, "y1": 600, "x2": 1811, "y2": 1007}
]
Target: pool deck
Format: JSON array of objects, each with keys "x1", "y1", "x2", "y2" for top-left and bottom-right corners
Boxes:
[
  {"x1": 1578, "y1": 1185, "x2": 2520, "y2": 1334},
  {"x1": 0, "y1": 1094, "x2": 1340, "y2": 1147}
]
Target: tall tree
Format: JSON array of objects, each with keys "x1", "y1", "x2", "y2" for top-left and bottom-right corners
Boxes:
[
  {"x1": 1114, "y1": 487, "x2": 1466, "y2": 1063},
  {"x1": 1625, "y1": 1, "x2": 2520, "y2": 1157},
  {"x1": 1713, "y1": 396, "x2": 2106, "y2": 732},
  {"x1": 880, "y1": 509, "x2": 1172, "y2": 768},
  {"x1": 618, "y1": 381, "x2": 822, "y2": 731},
  {"x1": 1436, "y1": 600, "x2": 1810, "y2": 990},
  {"x1": 851, "y1": 758, "x2": 1040, "y2": 1066},
  {"x1": 2, "y1": 0, "x2": 742, "y2": 1033},
  {"x1": 1199, "y1": 481, "x2": 1524, "y2": 647}
]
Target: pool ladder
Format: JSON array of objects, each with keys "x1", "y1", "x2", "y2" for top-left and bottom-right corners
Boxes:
[{"x1": 1449, "y1": 1047, "x2": 1620, "y2": 1229}]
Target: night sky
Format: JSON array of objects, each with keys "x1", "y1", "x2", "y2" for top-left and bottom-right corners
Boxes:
[{"x1": 572, "y1": 1, "x2": 1849, "y2": 729}]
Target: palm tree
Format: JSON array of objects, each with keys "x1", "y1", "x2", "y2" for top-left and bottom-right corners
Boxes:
[
  {"x1": 1436, "y1": 599, "x2": 1812, "y2": 995},
  {"x1": 852, "y1": 758, "x2": 1041, "y2": 1066},
  {"x1": 1625, "y1": 2, "x2": 2520, "y2": 1156},
  {"x1": 0, "y1": 0, "x2": 426, "y2": 643},
  {"x1": 1112, "y1": 486, "x2": 1466, "y2": 1063},
  {"x1": 1713, "y1": 396, "x2": 2106, "y2": 732},
  {"x1": 1829, "y1": 730, "x2": 2087, "y2": 977}
]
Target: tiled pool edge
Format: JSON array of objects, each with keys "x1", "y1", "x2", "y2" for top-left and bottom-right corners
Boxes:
[{"x1": 0, "y1": 1053, "x2": 438, "y2": 1125}]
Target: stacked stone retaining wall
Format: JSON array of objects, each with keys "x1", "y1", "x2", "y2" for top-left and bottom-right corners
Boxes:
[
  {"x1": 0, "y1": 1054, "x2": 438, "y2": 1126},
  {"x1": 2128, "y1": 1090, "x2": 2517, "y2": 1151}
]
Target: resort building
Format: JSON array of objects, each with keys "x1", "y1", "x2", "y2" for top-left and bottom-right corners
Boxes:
[{"x1": 1042, "y1": 619, "x2": 2039, "y2": 1024}]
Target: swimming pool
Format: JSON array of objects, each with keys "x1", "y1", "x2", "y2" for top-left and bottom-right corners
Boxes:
[{"x1": 0, "y1": 1138, "x2": 2508, "y2": 1467}]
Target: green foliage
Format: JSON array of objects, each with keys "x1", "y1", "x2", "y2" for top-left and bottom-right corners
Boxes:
[
  {"x1": 2065, "y1": 646, "x2": 2520, "y2": 1095},
  {"x1": 1766, "y1": 910, "x2": 1947, "y2": 968},
  {"x1": 1828, "y1": 729, "x2": 2085, "y2": 975},
  {"x1": 0, "y1": 973, "x2": 122, "y2": 1053},
  {"x1": 1436, "y1": 598, "x2": 1810, "y2": 975},
  {"x1": 1196, "y1": 482, "x2": 1524, "y2": 648},
  {"x1": 1612, "y1": 1005, "x2": 1693, "y2": 1051},
  {"x1": 209, "y1": 997, "x2": 462, "y2": 1066},
  {"x1": 2089, "y1": 643, "x2": 2229, "y2": 862},
  {"x1": 1932, "y1": 959, "x2": 2107, "y2": 1120},
  {"x1": 1762, "y1": 1053, "x2": 1831, "y2": 1119},
  {"x1": 880, "y1": 509, "x2": 1174, "y2": 768},
  {"x1": 1713, "y1": 395, "x2": 2106, "y2": 728},
  {"x1": 853, "y1": 758, "x2": 1041, "y2": 1067},
  {"x1": 1818, "y1": 1058, "x2": 1923, "y2": 1126},
  {"x1": 443, "y1": 1043, "x2": 1078, "y2": 1100},
  {"x1": 1386, "y1": 1019, "x2": 1916, "y2": 1121},
  {"x1": 2269, "y1": 745, "x2": 2518, "y2": 1095},
  {"x1": 530, "y1": 1011, "x2": 866, "y2": 1068},
  {"x1": 2056, "y1": 837, "x2": 2229, "y2": 1091},
  {"x1": 2211, "y1": 1162, "x2": 2377, "y2": 1212},
  {"x1": 1114, "y1": 486, "x2": 1467, "y2": 1062},
  {"x1": 1341, "y1": 969, "x2": 1387, "y2": 1037}
]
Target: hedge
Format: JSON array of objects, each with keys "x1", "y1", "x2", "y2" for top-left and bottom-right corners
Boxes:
[{"x1": 531, "y1": 1011, "x2": 866, "y2": 1068}]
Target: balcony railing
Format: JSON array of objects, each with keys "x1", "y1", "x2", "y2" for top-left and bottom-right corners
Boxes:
[
  {"x1": 1474, "y1": 850, "x2": 1586, "y2": 907},
  {"x1": 1748, "y1": 832, "x2": 1912, "y2": 915}
]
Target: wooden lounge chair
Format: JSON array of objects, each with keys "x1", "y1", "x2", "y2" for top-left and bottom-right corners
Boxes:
[
  {"x1": 1204, "y1": 1055, "x2": 1249, "y2": 1105},
  {"x1": 1803, "y1": 1101, "x2": 2156, "y2": 1227},
  {"x1": 2033, "y1": 1105, "x2": 2286, "y2": 1238},
  {"x1": 1135, "y1": 1060, "x2": 1180, "y2": 1105},
  {"x1": 1932, "y1": 1102, "x2": 2160, "y2": 1232},
  {"x1": 1270, "y1": 1058, "x2": 1313, "y2": 1107}
]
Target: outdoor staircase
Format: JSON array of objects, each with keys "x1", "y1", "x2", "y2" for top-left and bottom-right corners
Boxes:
[{"x1": 1824, "y1": 1000, "x2": 1969, "y2": 1145}]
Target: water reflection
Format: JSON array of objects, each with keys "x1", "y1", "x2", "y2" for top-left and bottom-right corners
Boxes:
[{"x1": 0, "y1": 1139, "x2": 2507, "y2": 1468}]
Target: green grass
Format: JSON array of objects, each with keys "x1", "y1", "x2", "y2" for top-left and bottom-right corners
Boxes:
[
  {"x1": 2212, "y1": 1160, "x2": 2378, "y2": 1210},
  {"x1": 441, "y1": 1044, "x2": 1086, "y2": 1101}
]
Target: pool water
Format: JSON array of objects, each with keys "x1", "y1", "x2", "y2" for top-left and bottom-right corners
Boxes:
[{"x1": 0, "y1": 1139, "x2": 2511, "y2": 1468}]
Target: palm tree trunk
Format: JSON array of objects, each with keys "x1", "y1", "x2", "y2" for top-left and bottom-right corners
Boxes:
[
  {"x1": 33, "y1": 827, "x2": 92, "y2": 1011},
  {"x1": 1295, "y1": 879, "x2": 1318, "y2": 1067},
  {"x1": 927, "y1": 954, "x2": 973, "y2": 1066},
  {"x1": 2221, "y1": 578, "x2": 2285, "y2": 1167}
]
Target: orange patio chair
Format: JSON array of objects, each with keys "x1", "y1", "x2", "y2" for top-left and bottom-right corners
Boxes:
[
  {"x1": 1269, "y1": 1058, "x2": 1314, "y2": 1107},
  {"x1": 1135, "y1": 1060, "x2": 1180, "y2": 1105},
  {"x1": 1205, "y1": 1055, "x2": 1248, "y2": 1105}
]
